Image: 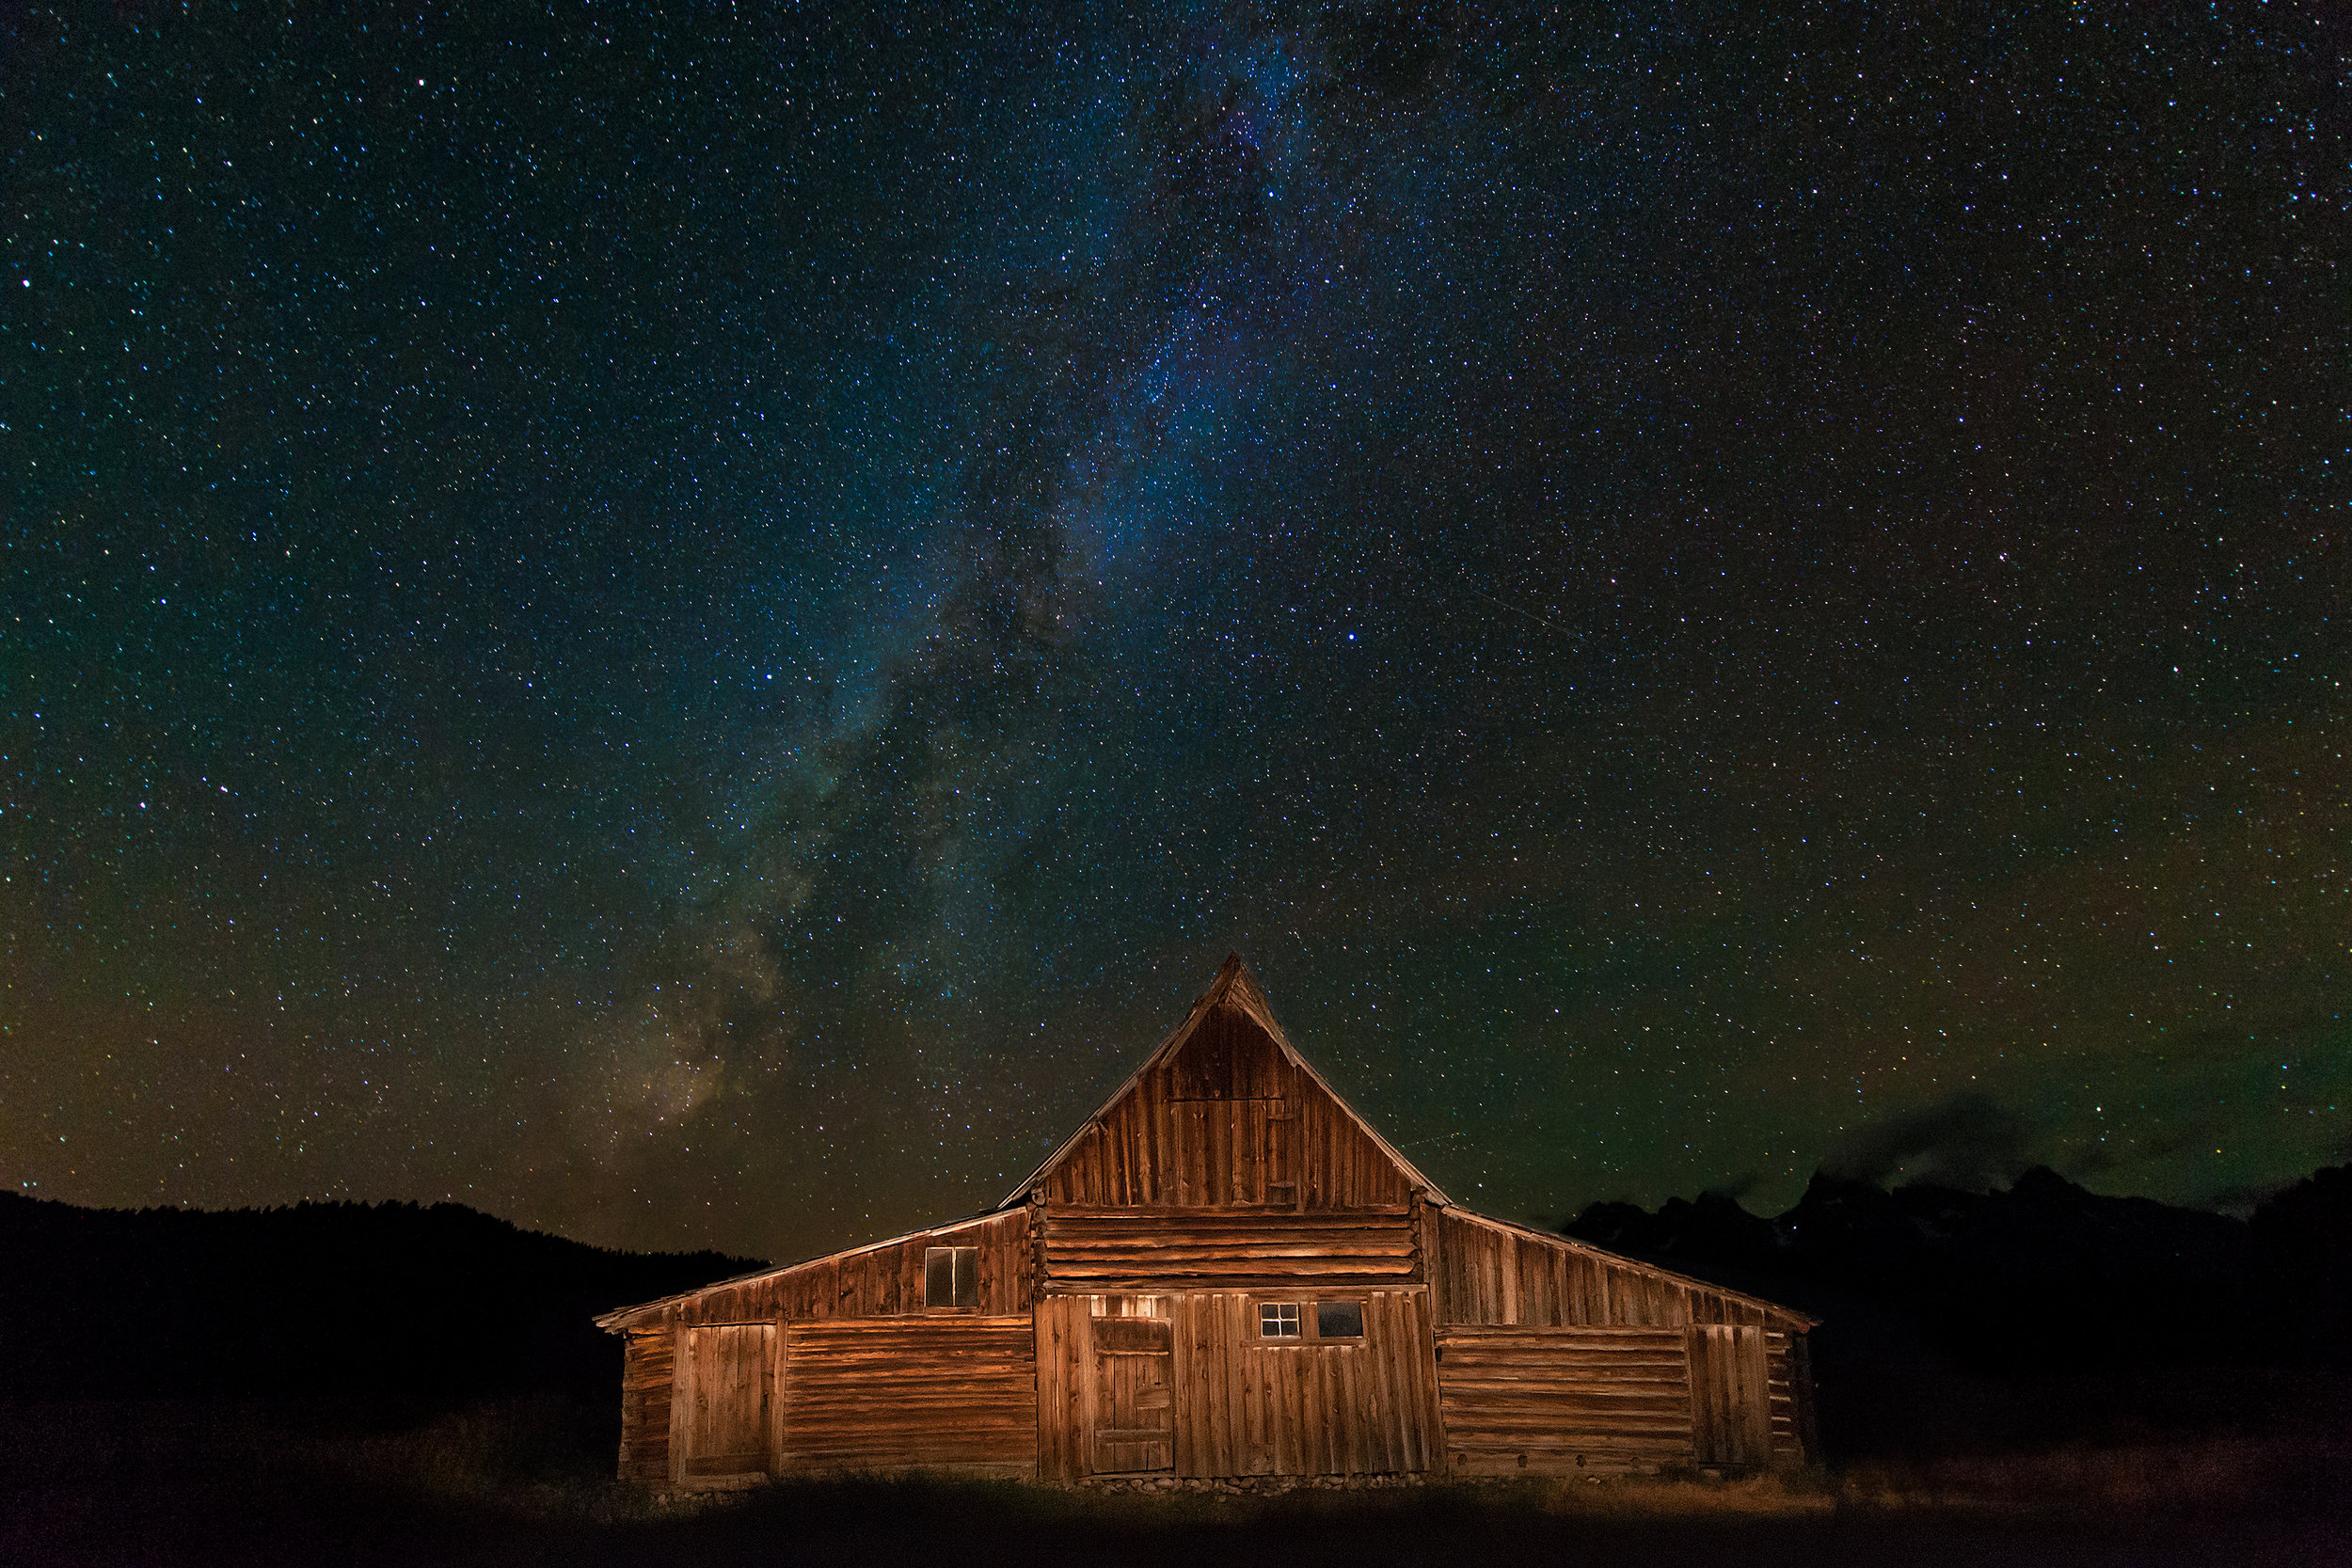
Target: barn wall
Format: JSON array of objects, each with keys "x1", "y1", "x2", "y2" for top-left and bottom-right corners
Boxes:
[
  {"x1": 1033, "y1": 1294, "x2": 1090, "y2": 1483},
  {"x1": 1169, "y1": 1289, "x2": 1437, "y2": 1479},
  {"x1": 619, "y1": 1331, "x2": 673, "y2": 1482},
  {"x1": 667, "y1": 1208, "x2": 1032, "y2": 1326},
  {"x1": 1428, "y1": 1209, "x2": 1779, "y2": 1330},
  {"x1": 1765, "y1": 1331, "x2": 1808, "y2": 1462},
  {"x1": 1041, "y1": 1206, "x2": 1416, "y2": 1292},
  {"x1": 675, "y1": 1323, "x2": 780, "y2": 1481},
  {"x1": 1686, "y1": 1323, "x2": 1770, "y2": 1465},
  {"x1": 610, "y1": 1208, "x2": 1033, "y2": 1482},
  {"x1": 1039, "y1": 1006, "x2": 1413, "y2": 1209},
  {"x1": 780, "y1": 1316, "x2": 1036, "y2": 1476},
  {"x1": 1434, "y1": 1325, "x2": 1694, "y2": 1474}
]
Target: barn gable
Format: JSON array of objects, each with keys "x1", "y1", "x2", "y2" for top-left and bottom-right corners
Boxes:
[{"x1": 1008, "y1": 954, "x2": 1447, "y2": 1210}]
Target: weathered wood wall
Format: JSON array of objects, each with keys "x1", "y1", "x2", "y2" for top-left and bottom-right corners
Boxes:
[
  {"x1": 1034, "y1": 1290, "x2": 1438, "y2": 1481},
  {"x1": 779, "y1": 1317, "x2": 1036, "y2": 1477},
  {"x1": 1434, "y1": 1325, "x2": 1693, "y2": 1475},
  {"x1": 605, "y1": 1208, "x2": 1032, "y2": 1484},
  {"x1": 1427, "y1": 1208, "x2": 1814, "y2": 1467},
  {"x1": 644, "y1": 1208, "x2": 1032, "y2": 1328},
  {"x1": 1041, "y1": 1206, "x2": 1416, "y2": 1292},
  {"x1": 618, "y1": 1330, "x2": 673, "y2": 1482},
  {"x1": 1039, "y1": 1006, "x2": 1413, "y2": 1209},
  {"x1": 1428, "y1": 1208, "x2": 1788, "y2": 1331},
  {"x1": 1033, "y1": 1294, "x2": 1092, "y2": 1483},
  {"x1": 1765, "y1": 1330, "x2": 1809, "y2": 1463},
  {"x1": 1171, "y1": 1289, "x2": 1438, "y2": 1479},
  {"x1": 675, "y1": 1323, "x2": 779, "y2": 1481},
  {"x1": 1687, "y1": 1323, "x2": 1771, "y2": 1465}
]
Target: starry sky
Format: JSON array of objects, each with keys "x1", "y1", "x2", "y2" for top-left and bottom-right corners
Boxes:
[{"x1": 6, "y1": 1, "x2": 2345, "y2": 1262}]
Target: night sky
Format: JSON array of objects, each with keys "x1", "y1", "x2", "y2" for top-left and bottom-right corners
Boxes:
[{"x1": 6, "y1": 2, "x2": 2345, "y2": 1262}]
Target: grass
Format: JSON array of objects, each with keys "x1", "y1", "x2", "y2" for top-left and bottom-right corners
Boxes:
[{"x1": 3, "y1": 1397, "x2": 2345, "y2": 1567}]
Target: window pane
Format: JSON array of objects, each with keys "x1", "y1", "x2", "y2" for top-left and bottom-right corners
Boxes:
[
  {"x1": 1259, "y1": 1303, "x2": 1300, "y2": 1338},
  {"x1": 924, "y1": 1247, "x2": 954, "y2": 1307},
  {"x1": 951, "y1": 1246, "x2": 979, "y2": 1308},
  {"x1": 1315, "y1": 1301, "x2": 1364, "y2": 1338}
]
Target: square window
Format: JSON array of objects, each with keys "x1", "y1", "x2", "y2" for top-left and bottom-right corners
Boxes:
[
  {"x1": 1315, "y1": 1301, "x2": 1364, "y2": 1338},
  {"x1": 923, "y1": 1245, "x2": 978, "y2": 1308},
  {"x1": 1258, "y1": 1302, "x2": 1301, "y2": 1338}
]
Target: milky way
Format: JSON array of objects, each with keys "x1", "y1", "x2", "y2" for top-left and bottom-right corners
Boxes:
[{"x1": 6, "y1": 2, "x2": 2344, "y2": 1259}]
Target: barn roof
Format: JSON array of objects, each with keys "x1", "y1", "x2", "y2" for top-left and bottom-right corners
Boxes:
[{"x1": 999, "y1": 953, "x2": 1452, "y2": 1208}]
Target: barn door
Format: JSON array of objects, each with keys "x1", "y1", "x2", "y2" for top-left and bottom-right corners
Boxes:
[
  {"x1": 676, "y1": 1323, "x2": 779, "y2": 1481},
  {"x1": 1686, "y1": 1324, "x2": 1770, "y2": 1466},
  {"x1": 1090, "y1": 1316, "x2": 1174, "y2": 1473}
]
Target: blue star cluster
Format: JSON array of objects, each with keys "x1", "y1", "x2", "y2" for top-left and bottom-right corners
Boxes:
[{"x1": 5, "y1": 1, "x2": 2344, "y2": 1259}]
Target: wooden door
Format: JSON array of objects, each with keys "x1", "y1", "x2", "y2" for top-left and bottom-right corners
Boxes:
[
  {"x1": 677, "y1": 1323, "x2": 778, "y2": 1481},
  {"x1": 1090, "y1": 1315, "x2": 1175, "y2": 1473},
  {"x1": 1686, "y1": 1324, "x2": 1770, "y2": 1466}
]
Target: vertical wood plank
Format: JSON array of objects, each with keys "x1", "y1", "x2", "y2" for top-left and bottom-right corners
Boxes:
[
  {"x1": 767, "y1": 1322, "x2": 787, "y2": 1475},
  {"x1": 1239, "y1": 1293, "x2": 1260, "y2": 1477},
  {"x1": 669, "y1": 1322, "x2": 691, "y2": 1485}
]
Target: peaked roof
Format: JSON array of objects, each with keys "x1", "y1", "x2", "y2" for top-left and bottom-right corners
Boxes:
[{"x1": 1000, "y1": 953, "x2": 1452, "y2": 1208}]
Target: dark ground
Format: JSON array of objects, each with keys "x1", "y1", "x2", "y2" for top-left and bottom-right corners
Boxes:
[{"x1": 2, "y1": 1394, "x2": 2346, "y2": 1568}]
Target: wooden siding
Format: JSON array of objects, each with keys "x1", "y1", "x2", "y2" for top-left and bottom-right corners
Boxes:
[
  {"x1": 676, "y1": 1323, "x2": 779, "y2": 1480},
  {"x1": 616, "y1": 1208, "x2": 1032, "y2": 1332},
  {"x1": 1767, "y1": 1331, "x2": 1811, "y2": 1462},
  {"x1": 1168, "y1": 1290, "x2": 1437, "y2": 1479},
  {"x1": 1039, "y1": 1003, "x2": 1414, "y2": 1210},
  {"x1": 1435, "y1": 1325, "x2": 1694, "y2": 1475},
  {"x1": 619, "y1": 1331, "x2": 673, "y2": 1482},
  {"x1": 1033, "y1": 1294, "x2": 1091, "y2": 1483},
  {"x1": 1687, "y1": 1324, "x2": 1770, "y2": 1465},
  {"x1": 1429, "y1": 1207, "x2": 1799, "y2": 1332},
  {"x1": 780, "y1": 1316, "x2": 1036, "y2": 1477},
  {"x1": 1042, "y1": 1206, "x2": 1416, "y2": 1292}
]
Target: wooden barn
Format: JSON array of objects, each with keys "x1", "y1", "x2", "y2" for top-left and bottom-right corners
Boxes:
[{"x1": 596, "y1": 957, "x2": 1818, "y2": 1490}]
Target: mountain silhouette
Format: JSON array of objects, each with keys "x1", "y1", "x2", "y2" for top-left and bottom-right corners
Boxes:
[
  {"x1": 0, "y1": 1192, "x2": 758, "y2": 1404},
  {"x1": 1562, "y1": 1165, "x2": 2352, "y2": 1455}
]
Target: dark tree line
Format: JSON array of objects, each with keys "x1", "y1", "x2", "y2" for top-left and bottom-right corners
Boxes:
[
  {"x1": 1564, "y1": 1164, "x2": 2352, "y2": 1454},
  {"x1": 0, "y1": 1193, "x2": 757, "y2": 1404}
]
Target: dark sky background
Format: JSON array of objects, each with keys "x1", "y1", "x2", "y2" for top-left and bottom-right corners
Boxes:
[{"x1": 6, "y1": 1, "x2": 2345, "y2": 1263}]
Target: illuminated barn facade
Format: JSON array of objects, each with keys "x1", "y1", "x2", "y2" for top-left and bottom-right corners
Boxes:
[{"x1": 596, "y1": 957, "x2": 1817, "y2": 1488}]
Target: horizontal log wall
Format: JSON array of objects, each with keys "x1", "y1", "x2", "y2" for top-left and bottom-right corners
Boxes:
[
  {"x1": 668, "y1": 1208, "x2": 1032, "y2": 1326},
  {"x1": 1429, "y1": 1209, "x2": 1781, "y2": 1330},
  {"x1": 781, "y1": 1316, "x2": 1037, "y2": 1476},
  {"x1": 1041, "y1": 1006, "x2": 1413, "y2": 1209},
  {"x1": 1171, "y1": 1289, "x2": 1437, "y2": 1479},
  {"x1": 619, "y1": 1331, "x2": 673, "y2": 1482},
  {"x1": 611, "y1": 1209, "x2": 1032, "y2": 1482},
  {"x1": 1042, "y1": 1206, "x2": 1416, "y2": 1292},
  {"x1": 1435, "y1": 1325, "x2": 1694, "y2": 1475}
]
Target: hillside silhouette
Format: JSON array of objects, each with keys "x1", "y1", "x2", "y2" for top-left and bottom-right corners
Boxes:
[
  {"x1": 1563, "y1": 1164, "x2": 2352, "y2": 1456},
  {"x1": 0, "y1": 1193, "x2": 758, "y2": 1404}
]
